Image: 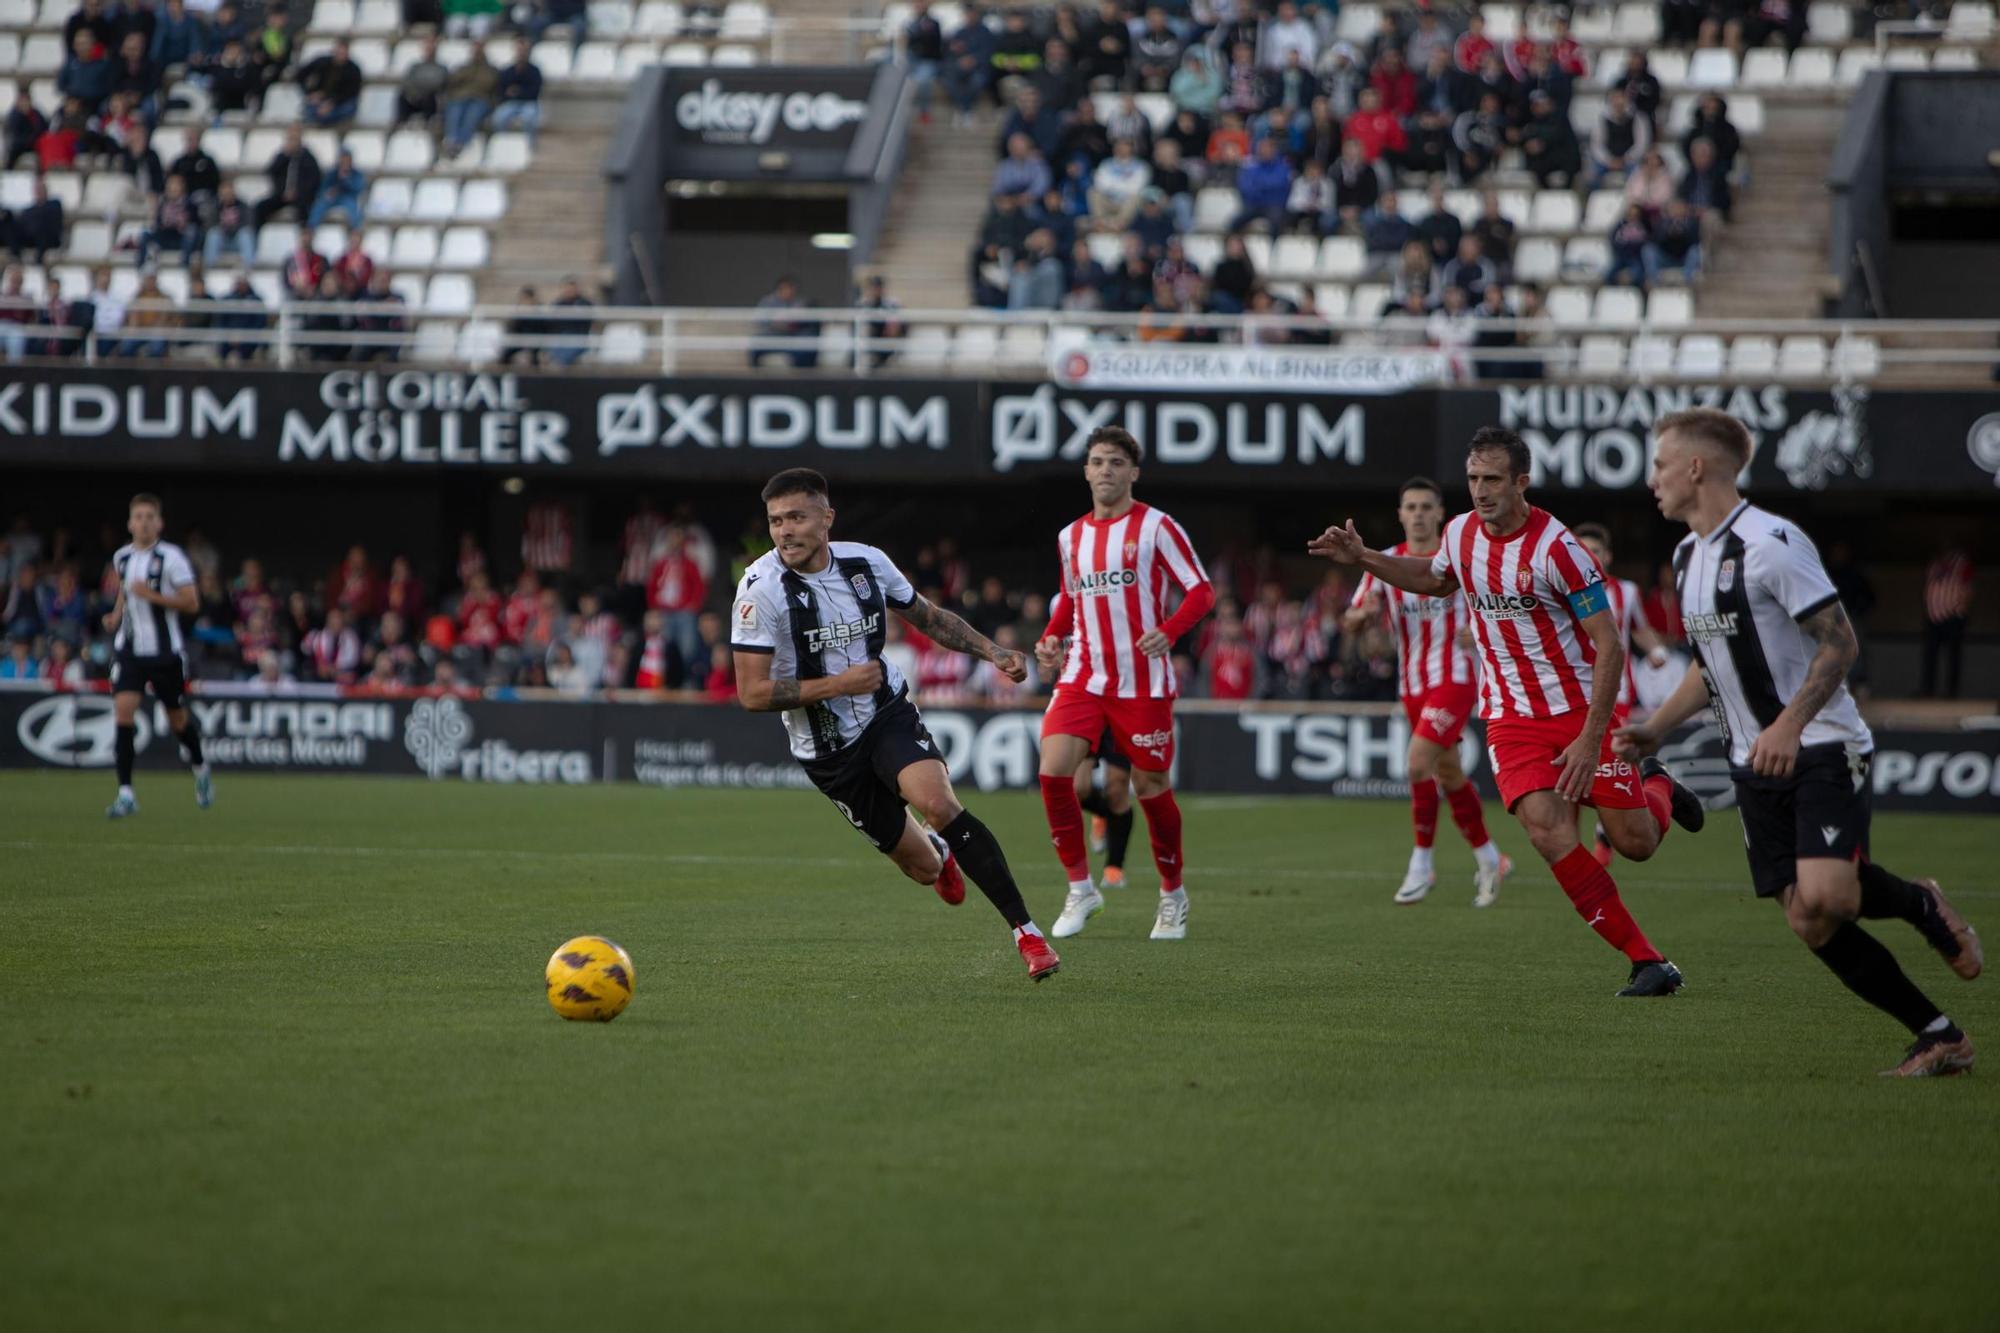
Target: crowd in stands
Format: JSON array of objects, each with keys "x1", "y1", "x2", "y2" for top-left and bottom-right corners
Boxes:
[
  {"x1": 941, "y1": 0, "x2": 1757, "y2": 347},
  {"x1": 0, "y1": 500, "x2": 1706, "y2": 703},
  {"x1": 0, "y1": 0, "x2": 567, "y2": 361}
]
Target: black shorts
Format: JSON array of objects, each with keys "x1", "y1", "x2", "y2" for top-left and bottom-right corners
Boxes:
[
  {"x1": 1090, "y1": 725, "x2": 1132, "y2": 772},
  {"x1": 1732, "y1": 743, "x2": 1872, "y2": 899},
  {"x1": 111, "y1": 654, "x2": 187, "y2": 710},
  {"x1": 799, "y1": 694, "x2": 943, "y2": 854}
]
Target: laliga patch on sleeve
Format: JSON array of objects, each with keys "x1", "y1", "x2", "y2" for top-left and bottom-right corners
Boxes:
[
  {"x1": 1566, "y1": 581, "x2": 1609, "y2": 620},
  {"x1": 735, "y1": 599, "x2": 760, "y2": 632}
]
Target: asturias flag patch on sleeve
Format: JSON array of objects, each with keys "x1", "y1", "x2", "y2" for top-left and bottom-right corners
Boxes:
[{"x1": 1566, "y1": 581, "x2": 1610, "y2": 620}]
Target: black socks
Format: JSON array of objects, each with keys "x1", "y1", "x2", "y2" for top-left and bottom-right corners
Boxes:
[
  {"x1": 178, "y1": 720, "x2": 205, "y2": 767},
  {"x1": 940, "y1": 809, "x2": 1031, "y2": 930},
  {"x1": 1812, "y1": 922, "x2": 1944, "y2": 1036},
  {"x1": 1077, "y1": 786, "x2": 1111, "y2": 819},
  {"x1": 115, "y1": 723, "x2": 136, "y2": 787},
  {"x1": 1105, "y1": 808, "x2": 1135, "y2": 871},
  {"x1": 1857, "y1": 861, "x2": 1929, "y2": 925}
]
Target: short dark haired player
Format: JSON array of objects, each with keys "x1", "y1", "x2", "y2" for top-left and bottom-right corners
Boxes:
[
  {"x1": 731, "y1": 469, "x2": 1060, "y2": 982},
  {"x1": 103, "y1": 492, "x2": 213, "y2": 818}
]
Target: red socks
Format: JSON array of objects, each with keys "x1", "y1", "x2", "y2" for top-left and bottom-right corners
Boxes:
[
  {"x1": 1642, "y1": 773, "x2": 1674, "y2": 840},
  {"x1": 1411, "y1": 780, "x2": 1440, "y2": 848},
  {"x1": 1551, "y1": 846, "x2": 1661, "y2": 964},
  {"x1": 1138, "y1": 790, "x2": 1185, "y2": 892},
  {"x1": 1444, "y1": 781, "x2": 1490, "y2": 848},
  {"x1": 1037, "y1": 774, "x2": 1090, "y2": 883}
]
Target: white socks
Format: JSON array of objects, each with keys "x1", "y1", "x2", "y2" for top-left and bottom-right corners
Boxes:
[
  {"x1": 1014, "y1": 923, "x2": 1045, "y2": 941},
  {"x1": 1408, "y1": 846, "x2": 1435, "y2": 878},
  {"x1": 1068, "y1": 877, "x2": 1094, "y2": 896},
  {"x1": 1472, "y1": 841, "x2": 1502, "y2": 870}
]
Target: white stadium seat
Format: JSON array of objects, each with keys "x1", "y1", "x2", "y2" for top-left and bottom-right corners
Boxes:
[
  {"x1": 1687, "y1": 49, "x2": 1738, "y2": 89},
  {"x1": 369, "y1": 178, "x2": 414, "y2": 220},
  {"x1": 312, "y1": 224, "x2": 351, "y2": 257},
  {"x1": 1649, "y1": 50, "x2": 1690, "y2": 89},
  {"x1": 951, "y1": 324, "x2": 1000, "y2": 367},
  {"x1": 1729, "y1": 336, "x2": 1777, "y2": 377},
  {"x1": 1836, "y1": 49, "x2": 1882, "y2": 86},
  {"x1": 485, "y1": 133, "x2": 533, "y2": 173},
  {"x1": 1547, "y1": 286, "x2": 1591, "y2": 326},
  {"x1": 1807, "y1": 1, "x2": 1852, "y2": 43},
  {"x1": 1182, "y1": 234, "x2": 1221, "y2": 272},
  {"x1": 410, "y1": 179, "x2": 460, "y2": 222},
  {"x1": 1596, "y1": 287, "x2": 1644, "y2": 327},
  {"x1": 362, "y1": 226, "x2": 394, "y2": 264},
  {"x1": 1530, "y1": 190, "x2": 1580, "y2": 234},
  {"x1": 1270, "y1": 236, "x2": 1318, "y2": 279},
  {"x1": 1350, "y1": 283, "x2": 1390, "y2": 318},
  {"x1": 41, "y1": 171, "x2": 82, "y2": 211},
  {"x1": 1313, "y1": 284, "x2": 1351, "y2": 318},
  {"x1": 589, "y1": 0, "x2": 636, "y2": 38},
  {"x1": 998, "y1": 324, "x2": 1047, "y2": 368},
  {"x1": 711, "y1": 44, "x2": 758, "y2": 66},
  {"x1": 21, "y1": 35, "x2": 65, "y2": 76},
  {"x1": 1242, "y1": 234, "x2": 1272, "y2": 274},
  {"x1": 902, "y1": 325, "x2": 950, "y2": 369},
  {"x1": 1582, "y1": 190, "x2": 1625, "y2": 231},
  {"x1": 1483, "y1": 7, "x2": 1520, "y2": 41},
  {"x1": 1832, "y1": 335, "x2": 1881, "y2": 379},
  {"x1": 439, "y1": 138, "x2": 487, "y2": 174},
  {"x1": 1675, "y1": 335, "x2": 1726, "y2": 378},
  {"x1": 82, "y1": 174, "x2": 131, "y2": 215},
  {"x1": 1578, "y1": 335, "x2": 1626, "y2": 376},
  {"x1": 1648, "y1": 288, "x2": 1694, "y2": 326},
  {"x1": 1627, "y1": 334, "x2": 1675, "y2": 376},
  {"x1": 65, "y1": 221, "x2": 112, "y2": 263},
  {"x1": 427, "y1": 275, "x2": 476, "y2": 317},
  {"x1": 1613, "y1": 3, "x2": 1661, "y2": 43},
  {"x1": 393, "y1": 225, "x2": 441, "y2": 267},
  {"x1": 721, "y1": 0, "x2": 772, "y2": 38},
  {"x1": 201, "y1": 127, "x2": 245, "y2": 170},
  {"x1": 662, "y1": 41, "x2": 707, "y2": 66},
  {"x1": 635, "y1": 2, "x2": 686, "y2": 37},
  {"x1": 573, "y1": 43, "x2": 620, "y2": 80},
  {"x1": 1513, "y1": 238, "x2": 1561, "y2": 284},
  {"x1": 344, "y1": 131, "x2": 387, "y2": 173},
  {"x1": 260, "y1": 84, "x2": 304, "y2": 123},
  {"x1": 1193, "y1": 188, "x2": 1237, "y2": 233},
  {"x1": 458, "y1": 180, "x2": 509, "y2": 221},
  {"x1": 1740, "y1": 48, "x2": 1788, "y2": 89},
  {"x1": 1336, "y1": 4, "x2": 1379, "y2": 43},
  {"x1": 256, "y1": 223, "x2": 300, "y2": 267},
  {"x1": 1319, "y1": 237, "x2": 1366, "y2": 280},
  {"x1": 0, "y1": 171, "x2": 35, "y2": 210},
  {"x1": 438, "y1": 226, "x2": 491, "y2": 268},
  {"x1": 1789, "y1": 48, "x2": 1835, "y2": 87},
  {"x1": 0, "y1": 0, "x2": 33, "y2": 25},
  {"x1": 1562, "y1": 236, "x2": 1609, "y2": 276},
  {"x1": 599, "y1": 321, "x2": 649, "y2": 363},
  {"x1": 356, "y1": 0, "x2": 401, "y2": 31},
  {"x1": 458, "y1": 318, "x2": 505, "y2": 363},
  {"x1": 1947, "y1": 2, "x2": 1996, "y2": 38},
  {"x1": 414, "y1": 321, "x2": 459, "y2": 362},
  {"x1": 619, "y1": 43, "x2": 663, "y2": 78},
  {"x1": 1933, "y1": 47, "x2": 1980, "y2": 71},
  {"x1": 1779, "y1": 335, "x2": 1828, "y2": 377},
  {"x1": 1735, "y1": 96, "x2": 1766, "y2": 136},
  {"x1": 1883, "y1": 47, "x2": 1930, "y2": 71},
  {"x1": 385, "y1": 131, "x2": 437, "y2": 174}
]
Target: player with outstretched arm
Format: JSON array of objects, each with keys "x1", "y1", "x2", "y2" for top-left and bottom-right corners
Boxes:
[
  {"x1": 1614, "y1": 408, "x2": 1982, "y2": 1076},
  {"x1": 1310, "y1": 428, "x2": 1705, "y2": 997},
  {"x1": 730, "y1": 468, "x2": 1061, "y2": 983}
]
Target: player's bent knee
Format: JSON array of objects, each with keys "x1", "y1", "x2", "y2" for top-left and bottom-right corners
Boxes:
[{"x1": 1131, "y1": 769, "x2": 1171, "y2": 799}]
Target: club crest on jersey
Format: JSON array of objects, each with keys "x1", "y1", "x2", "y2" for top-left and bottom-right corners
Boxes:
[
  {"x1": 1515, "y1": 566, "x2": 1533, "y2": 594},
  {"x1": 850, "y1": 572, "x2": 872, "y2": 601},
  {"x1": 1717, "y1": 558, "x2": 1736, "y2": 593},
  {"x1": 1122, "y1": 538, "x2": 1139, "y2": 565}
]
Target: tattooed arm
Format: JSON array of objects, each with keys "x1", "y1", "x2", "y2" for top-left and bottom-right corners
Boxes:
[
  {"x1": 897, "y1": 595, "x2": 1028, "y2": 683},
  {"x1": 1747, "y1": 600, "x2": 1857, "y2": 778},
  {"x1": 733, "y1": 650, "x2": 882, "y2": 712}
]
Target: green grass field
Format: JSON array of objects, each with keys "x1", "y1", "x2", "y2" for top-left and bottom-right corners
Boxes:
[{"x1": 3, "y1": 772, "x2": 1996, "y2": 1332}]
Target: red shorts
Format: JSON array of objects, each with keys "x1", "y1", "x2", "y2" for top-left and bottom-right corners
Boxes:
[
  {"x1": 1403, "y1": 682, "x2": 1479, "y2": 748},
  {"x1": 1043, "y1": 687, "x2": 1175, "y2": 772},
  {"x1": 1486, "y1": 711, "x2": 1646, "y2": 812}
]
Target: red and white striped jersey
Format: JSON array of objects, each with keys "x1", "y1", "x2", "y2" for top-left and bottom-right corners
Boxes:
[
  {"x1": 1602, "y1": 574, "x2": 1644, "y2": 707},
  {"x1": 1429, "y1": 507, "x2": 1605, "y2": 721},
  {"x1": 1048, "y1": 503, "x2": 1212, "y2": 700},
  {"x1": 1352, "y1": 542, "x2": 1476, "y2": 698}
]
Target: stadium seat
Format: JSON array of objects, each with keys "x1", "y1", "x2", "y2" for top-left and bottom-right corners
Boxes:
[
  {"x1": 362, "y1": 226, "x2": 394, "y2": 264},
  {"x1": 1514, "y1": 238, "x2": 1561, "y2": 283},
  {"x1": 1933, "y1": 48, "x2": 1980, "y2": 71},
  {"x1": 21, "y1": 35, "x2": 64, "y2": 75},
  {"x1": 64, "y1": 221, "x2": 112, "y2": 263},
  {"x1": 1883, "y1": 47, "x2": 1930, "y2": 71},
  {"x1": 242, "y1": 127, "x2": 284, "y2": 166},
  {"x1": 532, "y1": 42, "x2": 576, "y2": 78},
  {"x1": 1530, "y1": 191, "x2": 1580, "y2": 234},
  {"x1": 427, "y1": 274, "x2": 475, "y2": 315},
  {"x1": 1351, "y1": 283, "x2": 1390, "y2": 318},
  {"x1": 711, "y1": 45, "x2": 759, "y2": 66},
  {"x1": 998, "y1": 323, "x2": 1047, "y2": 368},
  {"x1": 1336, "y1": 4, "x2": 1380, "y2": 43},
  {"x1": 0, "y1": 172, "x2": 34, "y2": 210},
  {"x1": 1313, "y1": 284, "x2": 1351, "y2": 318},
  {"x1": 1496, "y1": 189, "x2": 1532, "y2": 226},
  {"x1": 1832, "y1": 335, "x2": 1881, "y2": 379},
  {"x1": 107, "y1": 268, "x2": 141, "y2": 303},
  {"x1": 234, "y1": 176, "x2": 271, "y2": 207},
  {"x1": 662, "y1": 42, "x2": 708, "y2": 65},
  {"x1": 485, "y1": 133, "x2": 533, "y2": 173},
  {"x1": 459, "y1": 180, "x2": 508, "y2": 221},
  {"x1": 81, "y1": 174, "x2": 132, "y2": 216},
  {"x1": 40, "y1": 171, "x2": 81, "y2": 211},
  {"x1": 256, "y1": 223, "x2": 300, "y2": 267},
  {"x1": 952, "y1": 324, "x2": 1000, "y2": 367},
  {"x1": 1182, "y1": 234, "x2": 1221, "y2": 272},
  {"x1": 1582, "y1": 190, "x2": 1625, "y2": 232},
  {"x1": 1483, "y1": 7, "x2": 1520, "y2": 41},
  {"x1": 1134, "y1": 94, "x2": 1174, "y2": 133},
  {"x1": 589, "y1": 0, "x2": 635, "y2": 38},
  {"x1": 1778, "y1": 335, "x2": 1828, "y2": 377},
  {"x1": 17, "y1": 265, "x2": 46, "y2": 301},
  {"x1": 1628, "y1": 334, "x2": 1675, "y2": 376},
  {"x1": 1740, "y1": 48, "x2": 1788, "y2": 88},
  {"x1": 1242, "y1": 234, "x2": 1273, "y2": 274},
  {"x1": 414, "y1": 321, "x2": 458, "y2": 362},
  {"x1": 618, "y1": 43, "x2": 663, "y2": 78},
  {"x1": 1319, "y1": 237, "x2": 1366, "y2": 279},
  {"x1": 1596, "y1": 287, "x2": 1644, "y2": 327},
  {"x1": 261, "y1": 84, "x2": 304, "y2": 123},
  {"x1": 369, "y1": 178, "x2": 414, "y2": 220},
  {"x1": 200, "y1": 127, "x2": 245, "y2": 170},
  {"x1": 1578, "y1": 335, "x2": 1626, "y2": 375},
  {"x1": 438, "y1": 226, "x2": 491, "y2": 269},
  {"x1": 1648, "y1": 288, "x2": 1693, "y2": 326},
  {"x1": 721, "y1": 1, "x2": 772, "y2": 39},
  {"x1": 1547, "y1": 286, "x2": 1591, "y2": 326},
  {"x1": 344, "y1": 130, "x2": 387, "y2": 173},
  {"x1": 1687, "y1": 49, "x2": 1738, "y2": 88},
  {"x1": 390, "y1": 274, "x2": 429, "y2": 306},
  {"x1": 1270, "y1": 236, "x2": 1319, "y2": 279},
  {"x1": 458, "y1": 318, "x2": 505, "y2": 363},
  {"x1": 1193, "y1": 188, "x2": 1237, "y2": 234},
  {"x1": 410, "y1": 179, "x2": 459, "y2": 222},
  {"x1": 0, "y1": 0, "x2": 31, "y2": 24},
  {"x1": 1788, "y1": 47, "x2": 1836, "y2": 86},
  {"x1": 599, "y1": 321, "x2": 649, "y2": 363},
  {"x1": 356, "y1": 0, "x2": 401, "y2": 31},
  {"x1": 1806, "y1": 1, "x2": 1852, "y2": 43},
  {"x1": 1649, "y1": 51, "x2": 1690, "y2": 89},
  {"x1": 634, "y1": 2, "x2": 686, "y2": 37},
  {"x1": 385, "y1": 131, "x2": 436, "y2": 174},
  {"x1": 392, "y1": 225, "x2": 440, "y2": 268},
  {"x1": 51, "y1": 265, "x2": 90, "y2": 300},
  {"x1": 1592, "y1": 47, "x2": 1629, "y2": 87},
  {"x1": 573, "y1": 42, "x2": 621, "y2": 80},
  {"x1": 1735, "y1": 97, "x2": 1766, "y2": 136},
  {"x1": 1568, "y1": 94, "x2": 1602, "y2": 136},
  {"x1": 438, "y1": 137, "x2": 487, "y2": 174},
  {"x1": 902, "y1": 325, "x2": 951, "y2": 369},
  {"x1": 1675, "y1": 335, "x2": 1726, "y2": 378},
  {"x1": 1085, "y1": 234, "x2": 1122, "y2": 268},
  {"x1": 1836, "y1": 49, "x2": 1883, "y2": 85},
  {"x1": 1729, "y1": 336, "x2": 1777, "y2": 376},
  {"x1": 1572, "y1": 6, "x2": 1615, "y2": 41},
  {"x1": 1613, "y1": 3, "x2": 1661, "y2": 43},
  {"x1": 303, "y1": 130, "x2": 342, "y2": 169},
  {"x1": 1562, "y1": 236, "x2": 1610, "y2": 276}
]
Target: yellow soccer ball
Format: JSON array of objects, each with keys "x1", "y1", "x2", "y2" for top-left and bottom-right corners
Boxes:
[{"x1": 545, "y1": 936, "x2": 636, "y2": 1022}]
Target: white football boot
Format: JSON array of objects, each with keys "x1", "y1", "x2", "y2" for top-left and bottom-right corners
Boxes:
[
  {"x1": 1472, "y1": 854, "x2": 1514, "y2": 909},
  {"x1": 1393, "y1": 868, "x2": 1435, "y2": 905},
  {"x1": 1051, "y1": 884, "x2": 1103, "y2": 939},
  {"x1": 1150, "y1": 887, "x2": 1189, "y2": 940}
]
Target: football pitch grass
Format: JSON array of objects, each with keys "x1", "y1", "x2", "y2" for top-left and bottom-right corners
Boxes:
[{"x1": 4, "y1": 773, "x2": 1997, "y2": 1332}]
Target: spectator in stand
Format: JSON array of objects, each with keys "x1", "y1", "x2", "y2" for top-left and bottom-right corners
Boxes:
[
  {"x1": 998, "y1": 86, "x2": 1062, "y2": 163},
  {"x1": 457, "y1": 569, "x2": 503, "y2": 657},
  {"x1": 1369, "y1": 47, "x2": 1417, "y2": 119},
  {"x1": 0, "y1": 266, "x2": 31, "y2": 362},
  {"x1": 1413, "y1": 181, "x2": 1462, "y2": 265},
  {"x1": 306, "y1": 148, "x2": 366, "y2": 228},
  {"x1": 1452, "y1": 90, "x2": 1509, "y2": 183},
  {"x1": 1201, "y1": 607, "x2": 1257, "y2": 699},
  {"x1": 150, "y1": 0, "x2": 203, "y2": 69},
  {"x1": 60, "y1": 30, "x2": 119, "y2": 115},
  {"x1": 1270, "y1": 48, "x2": 1320, "y2": 115},
  {"x1": 751, "y1": 275, "x2": 817, "y2": 368},
  {"x1": 121, "y1": 122, "x2": 166, "y2": 206},
  {"x1": 1440, "y1": 234, "x2": 1495, "y2": 301},
  {"x1": 1453, "y1": 12, "x2": 1495, "y2": 74},
  {"x1": 300, "y1": 271, "x2": 353, "y2": 360},
  {"x1": 167, "y1": 126, "x2": 220, "y2": 209},
  {"x1": 1260, "y1": 1, "x2": 1319, "y2": 71},
  {"x1": 444, "y1": 0, "x2": 505, "y2": 39},
  {"x1": 0, "y1": 637, "x2": 39, "y2": 681},
  {"x1": 250, "y1": 7, "x2": 293, "y2": 91},
  {"x1": 1150, "y1": 138, "x2": 1194, "y2": 232},
  {"x1": 1082, "y1": 0, "x2": 1130, "y2": 87},
  {"x1": 647, "y1": 531, "x2": 707, "y2": 680},
  {"x1": 970, "y1": 192, "x2": 1029, "y2": 306},
  {"x1": 1389, "y1": 239, "x2": 1440, "y2": 309},
  {"x1": 1605, "y1": 203, "x2": 1652, "y2": 288},
  {"x1": 1470, "y1": 281, "x2": 1519, "y2": 379},
  {"x1": 201, "y1": 179, "x2": 255, "y2": 267},
  {"x1": 1315, "y1": 42, "x2": 1365, "y2": 118},
  {"x1": 1624, "y1": 146, "x2": 1676, "y2": 220},
  {"x1": 1209, "y1": 232, "x2": 1255, "y2": 312},
  {"x1": 2, "y1": 177, "x2": 65, "y2": 265},
  {"x1": 215, "y1": 269, "x2": 268, "y2": 361},
  {"x1": 1587, "y1": 87, "x2": 1652, "y2": 189},
  {"x1": 902, "y1": 1, "x2": 944, "y2": 121},
  {"x1": 1427, "y1": 283, "x2": 1479, "y2": 360},
  {"x1": 616, "y1": 498, "x2": 665, "y2": 621},
  {"x1": 380, "y1": 554, "x2": 425, "y2": 627},
  {"x1": 941, "y1": 4, "x2": 996, "y2": 126},
  {"x1": 1205, "y1": 110, "x2": 1251, "y2": 183},
  {"x1": 299, "y1": 37, "x2": 362, "y2": 127},
  {"x1": 1518, "y1": 90, "x2": 1581, "y2": 188},
  {"x1": 1645, "y1": 198, "x2": 1703, "y2": 284},
  {"x1": 1617, "y1": 52, "x2": 1664, "y2": 135},
  {"x1": 1104, "y1": 95, "x2": 1153, "y2": 156},
  {"x1": 442, "y1": 44, "x2": 500, "y2": 159},
  {"x1": 1330, "y1": 137, "x2": 1384, "y2": 233},
  {"x1": 1231, "y1": 136, "x2": 1293, "y2": 233},
  {"x1": 330, "y1": 226, "x2": 373, "y2": 296},
  {"x1": 994, "y1": 132, "x2": 1052, "y2": 203},
  {"x1": 501, "y1": 284, "x2": 548, "y2": 365},
  {"x1": 545, "y1": 276, "x2": 594, "y2": 367},
  {"x1": 989, "y1": 8, "x2": 1041, "y2": 96},
  {"x1": 1168, "y1": 45, "x2": 1216, "y2": 116},
  {"x1": 254, "y1": 124, "x2": 320, "y2": 228},
  {"x1": 490, "y1": 40, "x2": 544, "y2": 141},
  {"x1": 521, "y1": 498, "x2": 574, "y2": 579},
  {"x1": 80, "y1": 264, "x2": 124, "y2": 357},
  {"x1": 350, "y1": 269, "x2": 408, "y2": 361},
  {"x1": 1516, "y1": 47, "x2": 1572, "y2": 119},
  {"x1": 854, "y1": 273, "x2": 905, "y2": 368},
  {"x1": 1678, "y1": 136, "x2": 1733, "y2": 223},
  {"x1": 633, "y1": 610, "x2": 668, "y2": 689},
  {"x1": 328, "y1": 544, "x2": 381, "y2": 621},
  {"x1": 1032, "y1": 40, "x2": 1084, "y2": 116},
  {"x1": 1732, "y1": 0, "x2": 1808, "y2": 53},
  {"x1": 207, "y1": 39, "x2": 261, "y2": 117},
  {"x1": 396, "y1": 35, "x2": 449, "y2": 128},
  {"x1": 1218, "y1": 43, "x2": 1264, "y2": 119},
  {"x1": 1470, "y1": 189, "x2": 1516, "y2": 278},
  {"x1": 140, "y1": 172, "x2": 202, "y2": 266},
  {"x1": 1363, "y1": 192, "x2": 1413, "y2": 271},
  {"x1": 65, "y1": 0, "x2": 117, "y2": 51},
  {"x1": 1682, "y1": 93, "x2": 1742, "y2": 177},
  {"x1": 1126, "y1": 188, "x2": 1174, "y2": 258},
  {"x1": 43, "y1": 636, "x2": 87, "y2": 689},
  {"x1": 283, "y1": 231, "x2": 327, "y2": 299},
  {"x1": 1089, "y1": 138, "x2": 1151, "y2": 231},
  {"x1": 1057, "y1": 97, "x2": 1111, "y2": 170},
  {"x1": 1286, "y1": 156, "x2": 1333, "y2": 234},
  {"x1": 303, "y1": 607, "x2": 362, "y2": 683},
  {"x1": 5, "y1": 92, "x2": 47, "y2": 172},
  {"x1": 1402, "y1": 104, "x2": 1454, "y2": 177},
  {"x1": 1129, "y1": 8, "x2": 1182, "y2": 92},
  {"x1": 1414, "y1": 47, "x2": 1460, "y2": 121},
  {"x1": 1920, "y1": 547, "x2": 1975, "y2": 699},
  {"x1": 1345, "y1": 87, "x2": 1406, "y2": 165},
  {"x1": 1006, "y1": 228, "x2": 1064, "y2": 310},
  {"x1": 524, "y1": 0, "x2": 589, "y2": 47}
]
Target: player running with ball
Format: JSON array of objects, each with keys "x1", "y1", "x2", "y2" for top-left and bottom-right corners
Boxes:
[
  {"x1": 731, "y1": 469, "x2": 1061, "y2": 983},
  {"x1": 1311, "y1": 428, "x2": 1704, "y2": 997},
  {"x1": 1037, "y1": 427, "x2": 1215, "y2": 942},
  {"x1": 1346, "y1": 476, "x2": 1511, "y2": 907}
]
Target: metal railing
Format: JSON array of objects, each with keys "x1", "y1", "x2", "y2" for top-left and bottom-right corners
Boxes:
[{"x1": 12, "y1": 300, "x2": 2000, "y2": 383}]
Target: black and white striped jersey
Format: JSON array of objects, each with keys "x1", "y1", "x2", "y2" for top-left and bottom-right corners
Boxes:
[
  {"x1": 111, "y1": 541, "x2": 196, "y2": 660},
  {"x1": 730, "y1": 542, "x2": 917, "y2": 761},
  {"x1": 1673, "y1": 501, "x2": 1871, "y2": 770}
]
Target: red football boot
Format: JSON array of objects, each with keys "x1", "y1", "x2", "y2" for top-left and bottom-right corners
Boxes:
[
  {"x1": 1017, "y1": 931, "x2": 1061, "y2": 982},
  {"x1": 932, "y1": 851, "x2": 966, "y2": 906}
]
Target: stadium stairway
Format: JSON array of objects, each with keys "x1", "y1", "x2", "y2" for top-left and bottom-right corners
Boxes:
[
  {"x1": 868, "y1": 113, "x2": 995, "y2": 309},
  {"x1": 1695, "y1": 101, "x2": 1845, "y2": 322},
  {"x1": 473, "y1": 86, "x2": 624, "y2": 305}
]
